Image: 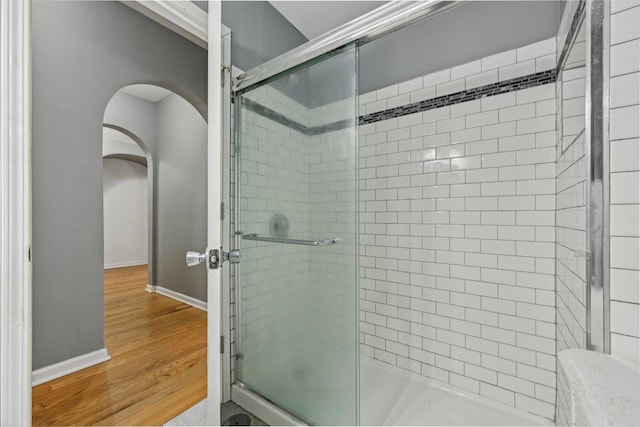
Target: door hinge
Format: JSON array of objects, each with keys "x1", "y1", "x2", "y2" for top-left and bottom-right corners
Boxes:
[
  {"x1": 221, "y1": 202, "x2": 225, "y2": 221},
  {"x1": 220, "y1": 336, "x2": 225, "y2": 354},
  {"x1": 221, "y1": 65, "x2": 231, "y2": 87}
]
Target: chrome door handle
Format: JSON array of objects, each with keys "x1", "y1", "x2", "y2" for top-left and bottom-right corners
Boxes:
[
  {"x1": 225, "y1": 249, "x2": 241, "y2": 264},
  {"x1": 209, "y1": 249, "x2": 241, "y2": 269},
  {"x1": 186, "y1": 249, "x2": 240, "y2": 269},
  {"x1": 186, "y1": 250, "x2": 208, "y2": 267}
]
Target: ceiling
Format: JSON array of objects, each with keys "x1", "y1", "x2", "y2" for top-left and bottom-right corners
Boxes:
[
  {"x1": 192, "y1": 1, "x2": 386, "y2": 40},
  {"x1": 269, "y1": 1, "x2": 387, "y2": 39}
]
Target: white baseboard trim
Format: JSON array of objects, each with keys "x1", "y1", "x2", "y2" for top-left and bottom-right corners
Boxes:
[
  {"x1": 153, "y1": 285, "x2": 207, "y2": 312},
  {"x1": 146, "y1": 283, "x2": 156, "y2": 293},
  {"x1": 32, "y1": 348, "x2": 111, "y2": 386},
  {"x1": 104, "y1": 260, "x2": 147, "y2": 269}
]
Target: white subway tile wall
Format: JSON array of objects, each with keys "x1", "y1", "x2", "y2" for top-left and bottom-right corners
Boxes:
[
  {"x1": 358, "y1": 38, "x2": 557, "y2": 419},
  {"x1": 224, "y1": 7, "x2": 640, "y2": 424},
  {"x1": 234, "y1": 66, "x2": 360, "y2": 424},
  {"x1": 555, "y1": 24, "x2": 587, "y2": 354},
  {"x1": 554, "y1": 11, "x2": 587, "y2": 424},
  {"x1": 308, "y1": 96, "x2": 359, "y2": 354},
  {"x1": 609, "y1": 0, "x2": 640, "y2": 365},
  {"x1": 236, "y1": 84, "x2": 314, "y2": 370}
]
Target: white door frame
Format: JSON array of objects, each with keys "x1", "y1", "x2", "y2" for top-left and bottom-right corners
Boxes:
[
  {"x1": 0, "y1": 1, "x2": 226, "y2": 424},
  {"x1": 0, "y1": 0, "x2": 32, "y2": 425},
  {"x1": 207, "y1": 1, "x2": 223, "y2": 423}
]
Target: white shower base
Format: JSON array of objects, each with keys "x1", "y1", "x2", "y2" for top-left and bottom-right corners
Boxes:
[
  {"x1": 360, "y1": 356, "x2": 553, "y2": 426},
  {"x1": 206, "y1": 356, "x2": 554, "y2": 426}
]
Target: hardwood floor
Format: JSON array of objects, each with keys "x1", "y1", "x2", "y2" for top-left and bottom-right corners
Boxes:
[{"x1": 32, "y1": 265, "x2": 207, "y2": 426}]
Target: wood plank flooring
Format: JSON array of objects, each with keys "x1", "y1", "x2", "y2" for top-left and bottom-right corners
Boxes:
[{"x1": 32, "y1": 265, "x2": 207, "y2": 426}]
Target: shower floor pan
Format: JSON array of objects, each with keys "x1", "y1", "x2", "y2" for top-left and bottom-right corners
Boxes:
[
  {"x1": 360, "y1": 356, "x2": 553, "y2": 426},
  {"x1": 231, "y1": 357, "x2": 554, "y2": 426}
]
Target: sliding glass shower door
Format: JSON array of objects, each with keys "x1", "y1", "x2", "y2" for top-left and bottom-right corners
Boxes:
[{"x1": 235, "y1": 44, "x2": 359, "y2": 425}]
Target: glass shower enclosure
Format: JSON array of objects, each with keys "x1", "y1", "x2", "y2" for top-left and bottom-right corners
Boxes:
[{"x1": 234, "y1": 44, "x2": 359, "y2": 425}]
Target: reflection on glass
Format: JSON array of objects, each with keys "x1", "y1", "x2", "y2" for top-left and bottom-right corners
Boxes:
[
  {"x1": 556, "y1": 15, "x2": 588, "y2": 349},
  {"x1": 560, "y1": 19, "x2": 586, "y2": 154},
  {"x1": 235, "y1": 44, "x2": 358, "y2": 426}
]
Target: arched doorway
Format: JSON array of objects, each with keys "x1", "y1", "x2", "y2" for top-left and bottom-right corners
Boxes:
[
  {"x1": 30, "y1": 83, "x2": 209, "y2": 426},
  {"x1": 100, "y1": 82, "x2": 209, "y2": 418},
  {"x1": 102, "y1": 126, "x2": 150, "y2": 273}
]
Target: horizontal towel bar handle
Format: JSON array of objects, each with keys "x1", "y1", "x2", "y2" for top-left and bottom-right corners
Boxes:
[{"x1": 241, "y1": 233, "x2": 339, "y2": 246}]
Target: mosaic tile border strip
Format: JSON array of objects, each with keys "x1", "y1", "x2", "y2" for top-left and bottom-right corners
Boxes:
[
  {"x1": 241, "y1": 68, "x2": 558, "y2": 135},
  {"x1": 358, "y1": 69, "x2": 556, "y2": 126},
  {"x1": 241, "y1": 98, "x2": 309, "y2": 134}
]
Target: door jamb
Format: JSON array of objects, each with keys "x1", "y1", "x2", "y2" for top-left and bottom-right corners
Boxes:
[
  {"x1": 206, "y1": 2, "x2": 223, "y2": 423},
  {"x1": 0, "y1": 0, "x2": 32, "y2": 425},
  {"x1": 220, "y1": 26, "x2": 233, "y2": 403}
]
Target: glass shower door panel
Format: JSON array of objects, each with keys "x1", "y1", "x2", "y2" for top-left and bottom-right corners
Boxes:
[
  {"x1": 236, "y1": 44, "x2": 358, "y2": 426},
  {"x1": 557, "y1": 17, "x2": 589, "y2": 350}
]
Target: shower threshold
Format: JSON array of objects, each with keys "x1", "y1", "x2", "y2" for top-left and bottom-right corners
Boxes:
[{"x1": 231, "y1": 382, "x2": 307, "y2": 426}]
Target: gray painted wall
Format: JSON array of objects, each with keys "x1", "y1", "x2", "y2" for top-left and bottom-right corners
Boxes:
[
  {"x1": 156, "y1": 94, "x2": 208, "y2": 301},
  {"x1": 358, "y1": 1, "x2": 565, "y2": 94},
  {"x1": 103, "y1": 158, "x2": 148, "y2": 268},
  {"x1": 32, "y1": 1, "x2": 207, "y2": 370},
  {"x1": 220, "y1": 1, "x2": 308, "y2": 71},
  {"x1": 104, "y1": 91, "x2": 208, "y2": 302},
  {"x1": 235, "y1": 1, "x2": 564, "y2": 106},
  {"x1": 104, "y1": 92, "x2": 160, "y2": 293}
]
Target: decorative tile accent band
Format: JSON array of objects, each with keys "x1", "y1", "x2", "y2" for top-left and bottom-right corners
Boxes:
[
  {"x1": 240, "y1": 68, "x2": 558, "y2": 135},
  {"x1": 241, "y1": 98, "x2": 309, "y2": 134},
  {"x1": 241, "y1": 97, "x2": 357, "y2": 136},
  {"x1": 312, "y1": 118, "x2": 358, "y2": 135},
  {"x1": 359, "y1": 69, "x2": 557, "y2": 125}
]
